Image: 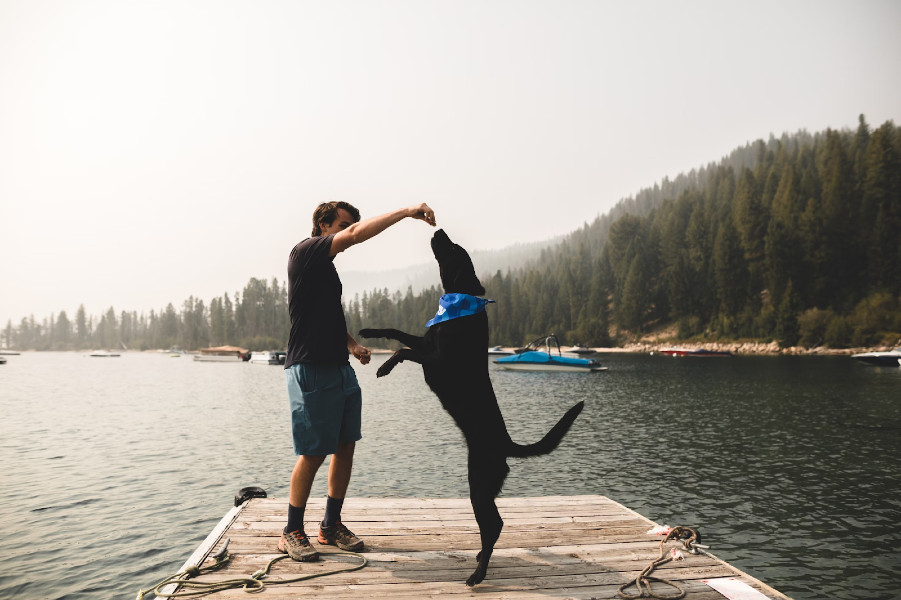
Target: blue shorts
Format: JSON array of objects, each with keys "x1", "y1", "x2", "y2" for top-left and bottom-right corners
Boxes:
[{"x1": 286, "y1": 363, "x2": 362, "y2": 456}]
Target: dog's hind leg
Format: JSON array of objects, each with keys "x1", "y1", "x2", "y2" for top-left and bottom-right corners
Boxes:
[{"x1": 466, "y1": 458, "x2": 508, "y2": 586}]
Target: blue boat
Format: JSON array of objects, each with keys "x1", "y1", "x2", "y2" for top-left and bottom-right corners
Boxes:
[{"x1": 494, "y1": 335, "x2": 607, "y2": 372}]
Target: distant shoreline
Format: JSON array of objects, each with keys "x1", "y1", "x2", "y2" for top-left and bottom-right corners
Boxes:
[{"x1": 3, "y1": 344, "x2": 895, "y2": 356}]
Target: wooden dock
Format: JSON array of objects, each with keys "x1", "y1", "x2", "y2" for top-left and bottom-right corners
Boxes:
[{"x1": 168, "y1": 495, "x2": 790, "y2": 599}]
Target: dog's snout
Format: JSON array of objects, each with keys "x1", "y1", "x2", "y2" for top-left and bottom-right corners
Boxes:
[
  {"x1": 432, "y1": 229, "x2": 451, "y2": 244},
  {"x1": 431, "y1": 229, "x2": 452, "y2": 256}
]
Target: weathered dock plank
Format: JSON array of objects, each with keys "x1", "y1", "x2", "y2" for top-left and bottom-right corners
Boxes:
[{"x1": 173, "y1": 495, "x2": 790, "y2": 599}]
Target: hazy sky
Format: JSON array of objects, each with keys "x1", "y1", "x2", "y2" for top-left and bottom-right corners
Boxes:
[{"x1": 2, "y1": 0, "x2": 900, "y2": 325}]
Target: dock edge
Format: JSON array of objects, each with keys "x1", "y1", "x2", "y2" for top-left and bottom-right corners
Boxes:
[{"x1": 156, "y1": 501, "x2": 249, "y2": 596}]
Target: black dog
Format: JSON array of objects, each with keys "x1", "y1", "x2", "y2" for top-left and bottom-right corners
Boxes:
[{"x1": 359, "y1": 229, "x2": 584, "y2": 586}]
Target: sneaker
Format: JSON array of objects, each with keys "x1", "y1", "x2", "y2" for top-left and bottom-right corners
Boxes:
[
  {"x1": 277, "y1": 530, "x2": 320, "y2": 562},
  {"x1": 318, "y1": 520, "x2": 364, "y2": 552}
]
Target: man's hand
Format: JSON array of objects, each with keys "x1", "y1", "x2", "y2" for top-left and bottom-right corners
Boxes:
[
  {"x1": 350, "y1": 343, "x2": 371, "y2": 365},
  {"x1": 408, "y1": 203, "x2": 436, "y2": 227}
]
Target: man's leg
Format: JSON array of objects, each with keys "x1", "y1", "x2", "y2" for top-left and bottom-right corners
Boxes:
[
  {"x1": 288, "y1": 454, "x2": 327, "y2": 528},
  {"x1": 327, "y1": 441, "x2": 355, "y2": 500},
  {"x1": 317, "y1": 366, "x2": 364, "y2": 552},
  {"x1": 319, "y1": 441, "x2": 363, "y2": 550},
  {"x1": 321, "y1": 441, "x2": 355, "y2": 529},
  {"x1": 279, "y1": 454, "x2": 325, "y2": 561}
]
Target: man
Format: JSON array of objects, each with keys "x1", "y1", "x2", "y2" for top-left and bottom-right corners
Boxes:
[{"x1": 279, "y1": 200, "x2": 437, "y2": 561}]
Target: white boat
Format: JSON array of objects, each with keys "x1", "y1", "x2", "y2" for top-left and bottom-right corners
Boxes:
[
  {"x1": 0, "y1": 356, "x2": 6, "y2": 365},
  {"x1": 194, "y1": 346, "x2": 249, "y2": 362},
  {"x1": 561, "y1": 344, "x2": 595, "y2": 356},
  {"x1": 495, "y1": 335, "x2": 607, "y2": 372},
  {"x1": 487, "y1": 346, "x2": 514, "y2": 356},
  {"x1": 250, "y1": 351, "x2": 282, "y2": 365},
  {"x1": 851, "y1": 349, "x2": 901, "y2": 367},
  {"x1": 89, "y1": 350, "x2": 120, "y2": 357},
  {"x1": 0, "y1": 350, "x2": 19, "y2": 355}
]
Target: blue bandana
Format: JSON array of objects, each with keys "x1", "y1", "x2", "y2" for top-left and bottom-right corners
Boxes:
[{"x1": 425, "y1": 294, "x2": 495, "y2": 327}]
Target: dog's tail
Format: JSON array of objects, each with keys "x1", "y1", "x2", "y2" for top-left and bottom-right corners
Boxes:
[{"x1": 507, "y1": 401, "x2": 584, "y2": 458}]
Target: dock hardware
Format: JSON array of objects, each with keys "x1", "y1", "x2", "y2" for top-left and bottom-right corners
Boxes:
[
  {"x1": 234, "y1": 486, "x2": 267, "y2": 506},
  {"x1": 619, "y1": 526, "x2": 712, "y2": 600}
]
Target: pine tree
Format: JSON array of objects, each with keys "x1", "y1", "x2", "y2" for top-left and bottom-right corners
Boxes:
[
  {"x1": 75, "y1": 305, "x2": 87, "y2": 349},
  {"x1": 57, "y1": 311, "x2": 71, "y2": 347},
  {"x1": 714, "y1": 219, "x2": 749, "y2": 317},
  {"x1": 775, "y1": 281, "x2": 801, "y2": 347},
  {"x1": 105, "y1": 307, "x2": 118, "y2": 349},
  {"x1": 619, "y1": 252, "x2": 649, "y2": 332}
]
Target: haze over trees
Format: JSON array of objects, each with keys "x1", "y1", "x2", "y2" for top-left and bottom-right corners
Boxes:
[
  {"x1": 3, "y1": 279, "x2": 290, "y2": 352},
  {"x1": 5, "y1": 116, "x2": 900, "y2": 352}
]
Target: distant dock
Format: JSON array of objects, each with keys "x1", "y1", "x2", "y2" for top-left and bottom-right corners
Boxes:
[{"x1": 164, "y1": 495, "x2": 790, "y2": 598}]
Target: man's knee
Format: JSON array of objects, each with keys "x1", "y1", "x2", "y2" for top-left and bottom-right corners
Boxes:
[
  {"x1": 335, "y1": 441, "x2": 355, "y2": 459},
  {"x1": 297, "y1": 454, "x2": 326, "y2": 469}
]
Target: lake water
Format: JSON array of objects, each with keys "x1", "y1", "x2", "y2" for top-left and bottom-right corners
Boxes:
[{"x1": 0, "y1": 352, "x2": 899, "y2": 599}]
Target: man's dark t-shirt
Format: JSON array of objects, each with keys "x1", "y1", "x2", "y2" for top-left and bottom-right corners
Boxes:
[{"x1": 285, "y1": 235, "x2": 349, "y2": 368}]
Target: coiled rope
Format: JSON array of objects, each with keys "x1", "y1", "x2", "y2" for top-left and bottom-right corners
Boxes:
[
  {"x1": 135, "y1": 538, "x2": 367, "y2": 599},
  {"x1": 617, "y1": 526, "x2": 709, "y2": 600}
]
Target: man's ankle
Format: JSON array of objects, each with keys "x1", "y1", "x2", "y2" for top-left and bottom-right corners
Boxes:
[
  {"x1": 286, "y1": 503, "x2": 306, "y2": 534},
  {"x1": 322, "y1": 495, "x2": 345, "y2": 528}
]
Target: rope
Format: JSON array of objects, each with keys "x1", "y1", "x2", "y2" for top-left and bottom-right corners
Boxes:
[
  {"x1": 617, "y1": 526, "x2": 704, "y2": 600},
  {"x1": 135, "y1": 541, "x2": 367, "y2": 599}
]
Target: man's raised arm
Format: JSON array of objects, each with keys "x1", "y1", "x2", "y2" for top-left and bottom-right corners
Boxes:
[{"x1": 329, "y1": 203, "x2": 436, "y2": 256}]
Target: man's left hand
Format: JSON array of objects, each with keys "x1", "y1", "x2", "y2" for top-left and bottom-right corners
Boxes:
[{"x1": 351, "y1": 344, "x2": 371, "y2": 365}]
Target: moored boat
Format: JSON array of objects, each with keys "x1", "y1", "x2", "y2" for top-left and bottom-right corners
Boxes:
[
  {"x1": 487, "y1": 346, "x2": 514, "y2": 356},
  {"x1": 851, "y1": 349, "x2": 901, "y2": 367},
  {"x1": 0, "y1": 350, "x2": 19, "y2": 355},
  {"x1": 658, "y1": 347, "x2": 733, "y2": 357},
  {"x1": 89, "y1": 350, "x2": 121, "y2": 357},
  {"x1": 561, "y1": 344, "x2": 595, "y2": 355},
  {"x1": 495, "y1": 335, "x2": 607, "y2": 372},
  {"x1": 194, "y1": 346, "x2": 249, "y2": 362},
  {"x1": 250, "y1": 351, "x2": 283, "y2": 365},
  {"x1": 0, "y1": 356, "x2": 6, "y2": 365}
]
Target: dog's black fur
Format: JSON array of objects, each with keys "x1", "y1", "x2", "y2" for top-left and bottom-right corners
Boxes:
[{"x1": 359, "y1": 229, "x2": 584, "y2": 586}]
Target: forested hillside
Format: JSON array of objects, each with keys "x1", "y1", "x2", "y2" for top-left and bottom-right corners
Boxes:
[
  {"x1": 348, "y1": 116, "x2": 901, "y2": 349},
  {"x1": 5, "y1": 116, "x2": 900, "y2": 351}
]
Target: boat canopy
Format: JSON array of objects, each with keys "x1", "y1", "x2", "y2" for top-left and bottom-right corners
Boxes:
[{"x1": 200, "y1": 345, "x2": 249, "y2": 355}]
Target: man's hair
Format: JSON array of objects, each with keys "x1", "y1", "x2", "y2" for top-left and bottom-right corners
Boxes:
[{"x1": 311, "y1": 201, "x2": 361, "y2": 236}]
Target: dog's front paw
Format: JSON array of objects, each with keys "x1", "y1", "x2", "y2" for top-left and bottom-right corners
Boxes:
[
  {"x1": 376, "y1": 360, "x2": 397, "y2": 378},
  {"x1": 358, "y1": 328, "x2": 379, "y2": 339}
]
